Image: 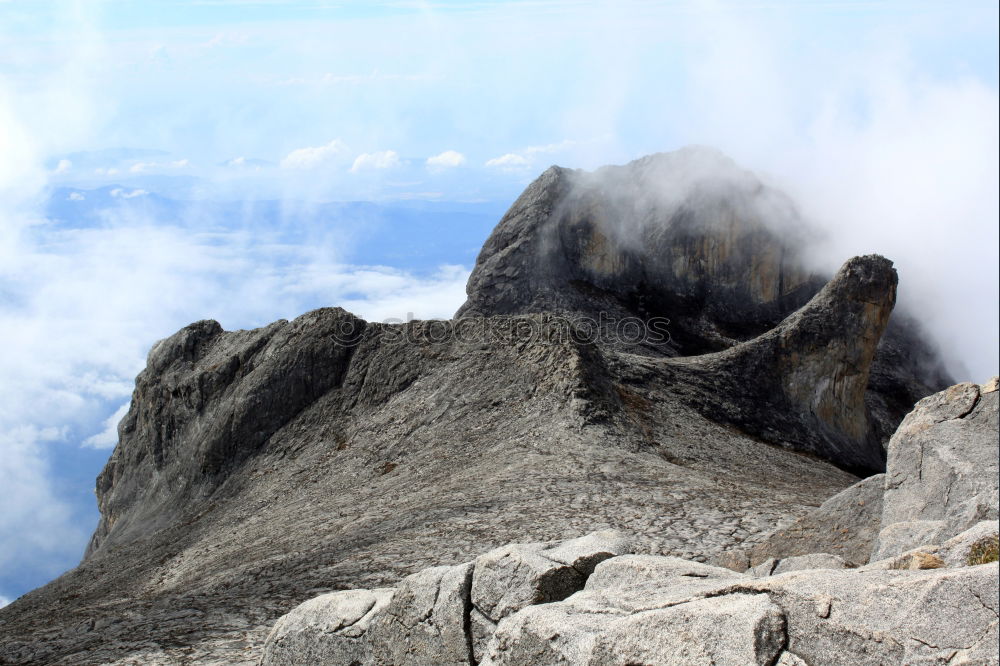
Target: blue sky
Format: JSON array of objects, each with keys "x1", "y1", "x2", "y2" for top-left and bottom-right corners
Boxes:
[{"x1": 0, "y1": 0, "x2": 997, "y2": 606}]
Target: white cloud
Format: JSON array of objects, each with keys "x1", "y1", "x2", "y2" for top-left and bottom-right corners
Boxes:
[
  {"x1": 426, "y1": 150, "x2": 466, "y2": 168},
  {"x1": 280, "y1": 139, "x2": 348, "y2": 169},
  {"x1": 83, "y1": 402, "x2": 130, "y2": 449},
  {"x1": 109, "y1": 188, "x2": 148, "y2": 199},
  {"x1": 0, "y1": 595, "x2": 9, "y2": 608},
  {"x1": 94, "y1": 167, "x2": 119, "y2": 176},
  {"x1": 225, "y1": 156, "x2": 246, "y2": 167},
  {"x1": 129, "y1": 159, "x2": 188, "y2": 173},
  {"x1": 350, "y1": 150, "x2": 401, "y2": 172},
  {"x1": 483, "y1": 139, "x2": 583, "y2": 172},
  {"x1": 68, "y1": 192, "x2": 84, "y2": 201},
  {"x1": 53, "y1": 159, "x2": 72, "y2": 174},
  {"x1": 484, "y1": 152, "x2": 529, "y2": 169}
]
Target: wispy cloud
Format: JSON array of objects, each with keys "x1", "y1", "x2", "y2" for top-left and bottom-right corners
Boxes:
[
  {"x1": 484, "y1": 152, "x2": 529, "y2": 170},
  {"x1": 279, "y1": 139, "x2": 348, "y2": 169},
  {"x1": 350, "y1": 149, "x2": 401, "y2": 172},
  {"x1": 426, "y1": 150, "x2": 465, "y2": 168},
  {"x1": 109, "y1": 188, "x2": 148, "y2": 198},
  {"x1": 129, "y1": 159, "x2": 189, "y2": 173}
]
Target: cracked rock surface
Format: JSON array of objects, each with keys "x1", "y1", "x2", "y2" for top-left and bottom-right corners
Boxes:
[
  {"x1": 262, "y1": 533, "x2": 998, "y2": 665},
  {"x1": 873, "y1": 379, "x2": 999, "y2": 559}
]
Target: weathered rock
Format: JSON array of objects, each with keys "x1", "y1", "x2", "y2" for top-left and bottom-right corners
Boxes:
[
  {"x1": 710, "y1": 548, "x2": 751, "y2": 572},
  {"x1": 87, "y1": 310, "x2": 368, "y2": 557},
  {"x1": 747, "y1": 553, "x2": 850, "y2": 578},
  {"x1": 367, "y1": 562, "x2": 474, "y2": 665},
  {"x1": 458, "y1": 148, "x2": 951, "y2": 450},
  {"x1": 872, "y1": 379, "x2": 999, "y2": 559},
  {"x1": 469, "y1": 530, "x2": 631, "y2": 658},
  {"x1": 663, "y1": 255, "x2": 898, "y2": 472},
  {"x1": 938, "y1": 521, "x2": 1000, "y2": 568},
  {"x1": 871, "y1": 520, "x2": 948, "y2": 561},
  {"x1": 471, "y1": 530, "x2": 632, "y2": 619},
  {"x1": 755, "y1": 564, "x2": 999, "y2": 665},
  {"x1": 586, "y1": 594, "x2": 786, "y2": 666},
  {"x1": 735, "y1": 473, "x2": 885, "y2": 569},
  {"x1": 584, "y1": 554, "x2": 741, "y2": 590},
  {"x1": 259, "y1": 588, "x2": 394, "y2": 666},
  {"x1": 458, "y1": 147, "x2": 825, "y2": 353},
  {"x1": 484, "y1": 553, "x2": 999, "y2": 666}
]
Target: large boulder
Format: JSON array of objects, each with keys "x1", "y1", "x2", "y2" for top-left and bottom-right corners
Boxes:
[
  {"x1": 469, "y1": 530, "x2": 632, "y2": 660},
  {"x1": 258, "y1": 532, "x2": 632, "y2": 666},
  {"x1": 367, "y1": 562, "x2": 475, "y2": 666},
  {"x1": 872, "y1": 378, "x2": 999, "y2": 560},
  {"x1": 259, "y1": 589, "x2": 394, "y2": 666},
  {"x1": 483, "y1": 554, "x2": 999, "y2": 665}
]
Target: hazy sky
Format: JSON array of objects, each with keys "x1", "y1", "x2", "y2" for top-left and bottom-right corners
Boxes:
[{"x1": 0, "y1": 0, "x2": 997, "y2": 606}]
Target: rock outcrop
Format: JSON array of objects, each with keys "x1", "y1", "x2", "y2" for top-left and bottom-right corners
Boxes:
[
  {"x1": 458, "y1": 148, "x2": 951, "y2": 448},
  {"x1": 872, "y1": 378, "x2": 999, "y2": 559},
  {"x1": 258, "y1": 588, "x2": 393, "y2": 666},
  {"x1": 261, "y1": 534, "x2": 999, "y2": 666},
  {"x1": 259, "y1": 377, "x2": 997, "y2": 664},
  {"x1": 660, "y1": 255, "x2": 897, "y2": 472},
  {"x1": 0, "y1": 151, "x2": 962, "y2": 665},
  {"x1": 715, "y1": 377, "x2": 999, "y2": 570}
]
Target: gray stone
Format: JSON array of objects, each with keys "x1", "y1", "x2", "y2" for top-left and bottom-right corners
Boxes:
[
  {"x1": 758, "y1": 564, "x2": 999, "y2": 665},
  {"x1": 873, "y1": 379, "x2": 999, "y2": 560},
  {"x1": 587, "y1": 593, "x2": 786, "y2": 666},
  {"x1": 870, "y1": 520, "x2": 948, "y2": 561},
  {"x1": 861, "y1": 543, "x2": 947, "y2": 572},
  {"x1": 747, "y1": 553, "x2": 850, "y2": 578},
  {"x1": 938, "y1": 520, "x2": 1000, "y2": 568},
  {"x1": 368, "y1": 562, "x2": 474, "y2": 665},
  {"x1": 485, "y1": 556, "x2": 999, "y2": 666},
  {"x1": 258, "y1": 588, "x2": 393, "y2": 666},
  {"x1": 710, "y1": 548, "x2": 750, "y2": 572},
  {"x1": 742, "y1": 473, "x2": 884, "y2": 568},
  {"x1": 584, "y1": 554, "x2": 741, "y2": 590},
  {"x1": 772, "y1": 553, "x2": 849, "y2": 574},
  {"x1": 458, "y1": 148, "x2": 950, "y2": 471},
  {"x1": 469, "y1": 530, "x2": 631, "y2": 657}
]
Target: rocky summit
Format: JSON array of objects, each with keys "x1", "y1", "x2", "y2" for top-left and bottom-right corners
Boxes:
[{"x1": 0, "y1": 148, "x2": 990, "y2": 666}]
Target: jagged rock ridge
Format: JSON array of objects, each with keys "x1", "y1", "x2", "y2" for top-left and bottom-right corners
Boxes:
[
  {"x1": 459, "y1": 147, "x2": 951, "y2": 449},
  {"x1": 0, "y1": 150, "x2": 959, "y2": 665}
]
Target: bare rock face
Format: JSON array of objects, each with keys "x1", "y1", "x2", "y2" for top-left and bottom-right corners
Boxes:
[
  {"x1": 457, "y1": 148, "x2": 951, "y2": 446},
  {"x1": 87, "y1": 309, "x2": 369, "y2": 557},
  {"x1": 458, "y1": 147, "x2": 824, "y2": 350},
  {"x1": 661, "y1": 255, "x2": 897, "y2": 472},
  {"x1": 872, "y1": 378, "x2": 999, "y2": 559},
  {"x1": 486, "y1": 547, "x2": 999, "y2": 665},
  {"x1": 260, "y1": 532, "x2": 631, "y2": 666}
]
